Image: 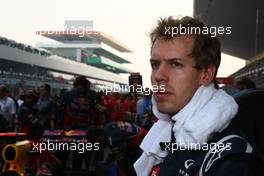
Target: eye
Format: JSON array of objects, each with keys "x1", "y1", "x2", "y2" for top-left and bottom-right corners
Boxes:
[
  {"x1": 171, "y1": 62, "x2": 183, "y2": 68},
  {"x1": 150, "y1": 61, "x2": 159, "y2": 70}
]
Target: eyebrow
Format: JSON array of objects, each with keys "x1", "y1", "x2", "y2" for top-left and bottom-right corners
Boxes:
[{"x1": 150, "y1": 58, "x2": 182, "y2": 62}]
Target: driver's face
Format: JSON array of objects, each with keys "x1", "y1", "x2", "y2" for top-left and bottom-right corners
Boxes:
[{"x1": 151, "y1": 36, "x2": 203, "y2": 115}]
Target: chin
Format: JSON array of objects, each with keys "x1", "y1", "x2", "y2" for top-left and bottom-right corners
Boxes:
[{"x1": 157, "y1": 102, "x2": 176, "y2": 115}]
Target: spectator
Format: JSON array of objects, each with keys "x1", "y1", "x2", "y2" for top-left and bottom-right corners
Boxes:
[
  {"x1": 17, "y1": 89, "x2": 25, "y2": 107},
  {"x1": 18, "y1": 90, "x2": 42, "y2": 139},
  {"x1": 37, "y1": 84, "x2": 55, "y2": 129},
  {"x1": 233, "y1": 78, "x2": 257, "y2": 98},
  {"x1": 138, "y1": 88, "x2": 153, "y2": 129},
  {"x1": 0, "y1": 84, "x2": 16, "y2": 131},
  {"x1": 236, "y1": 77, "x2": 256, "y2": 90},
  {"x1": 124, "y1": 94, "x2": 137, "y2": 122},
  {"x1": 136, "y1": 94, "x2": 144, "y2": 123}
]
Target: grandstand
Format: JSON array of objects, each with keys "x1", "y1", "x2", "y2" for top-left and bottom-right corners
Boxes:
[
  {"x1": 0, "y1": 21, "x2": 132, "y2": 94},
  {"x1": 36, "y1": 20, "x2": 132, "y2": 74},
  {"x1": 194, "y1": 0, "x2": 264, "y2": 88},
  {"x1": 229, "y1": 55, "x2": 264, "y2": 88}
]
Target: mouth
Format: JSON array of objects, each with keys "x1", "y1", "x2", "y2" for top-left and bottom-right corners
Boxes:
[{"x1": 154, "y1": 90, "x2": 173, "y2": 100}]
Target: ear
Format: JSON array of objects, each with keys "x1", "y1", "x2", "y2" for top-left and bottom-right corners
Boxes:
[{"x1": 199, "y1": 65, "x2": 216, "y2": 86}]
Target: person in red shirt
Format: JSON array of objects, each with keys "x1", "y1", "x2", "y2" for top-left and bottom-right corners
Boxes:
[{"x1": 116, "y1": 94, "x2": 126, "y2": 122}]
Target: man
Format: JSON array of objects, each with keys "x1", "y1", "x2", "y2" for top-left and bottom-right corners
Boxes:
[
  {"x1": 62, "y1": 76, "x2": 99, "y2": 130},
  {"x1": 232, "y1": 78, "x2": 257, "y2": 98},
  {"x1": 61, "y1": 76, "x2": 104, "y2": 171},
  {"x1": 37, "y1": 84, "x2": 55, "y2": 129},
  {"x1": 137, "y1": 88, "x2": 153, "y2": 129},
  {"x1": 18, "y1": 90, "x2": 42, "y2": 139},
  {"x1": 0, "y1": 84, "x2": 16, "y2": 131},
  {"x1": 235, "y1": 77, "x2": 256, "y2": 91},
  {"x1": 134, "y1": 16, "x2": 260, "y2": 176},
  {"x1": 17, "y1": 89, "x2": 25, "y2": 107},
  {"x1": 104, "y1": 121, "x2": 148, "y2": 175}
]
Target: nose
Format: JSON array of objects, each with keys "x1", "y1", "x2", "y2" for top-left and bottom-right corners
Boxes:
[{"x1": 153, "y1": 63, "x2": 169, "y2": 83}]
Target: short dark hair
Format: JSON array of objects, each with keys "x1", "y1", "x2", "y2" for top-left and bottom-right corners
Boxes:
[
  {"x1": 0, "y1": 84, "x2": 8, "y2": 93},
  {"x1": 236, "y1": 78, "x2": 256, "y2": 89},
  {"x1": 25, "y1": 90, "x2": 38, "y2": 104},
  {"x1": 73, "y1": 76, "x2": 90, "y2": 89},
  {"x1": 40, "y1": 84, "x2": 51, "y2": 92},
  {"x1": 150, "y1": 16, "x2": 221, "y2": 78}
]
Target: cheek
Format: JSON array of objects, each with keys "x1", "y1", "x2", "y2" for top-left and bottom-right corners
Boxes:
[
  {"x1": 169, "y1": 70, "x2": 187, "y2": 87},
  {"x1": 170, "y1": 70, "x2": 201, "y2": 94},
  {"x1": 151, "y1": 73, "x2": 155, "y2": 84}
]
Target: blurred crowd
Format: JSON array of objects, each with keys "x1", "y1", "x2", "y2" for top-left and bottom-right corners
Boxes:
[
  {"x1": 0, "y1": 76, "x2": 155, "y2": 138},
  {"x1": 0, "y1": 76, "x2": 258, "y2": 137}
]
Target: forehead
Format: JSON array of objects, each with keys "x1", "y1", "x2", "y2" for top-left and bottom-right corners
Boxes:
[{"x1": 151, "y1": 35, "x2": 195, "y2": 60}]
